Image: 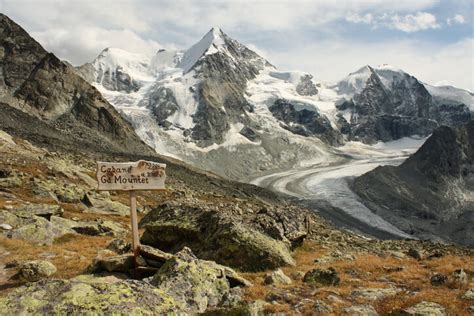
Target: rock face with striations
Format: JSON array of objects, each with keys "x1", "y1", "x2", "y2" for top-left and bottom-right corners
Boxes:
[
  {"x1": 138, "y1": 202, "x2": 311, "y2": 271},
  {"x1": 336, "y1": 65, "x2": 472, "y2": 144},
  {"x1": 353, "y1": 121, "x2": 474, "y2": 246},
  {"x1": 0, "y1": 13, "x2": 153, "y2": 155}
]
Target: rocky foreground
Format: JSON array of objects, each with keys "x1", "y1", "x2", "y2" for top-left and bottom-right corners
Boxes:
[{"x1": 0, "y1": 129, "x2": 473, "y2": 315}]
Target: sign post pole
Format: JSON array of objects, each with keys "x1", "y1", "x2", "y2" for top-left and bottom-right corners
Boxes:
[
  {"x1": 129, "y1": 190, "x2": 140, "y2": 266},
  {"x1": 96, "y1": 160, "x2": 167, "y2": 271}
]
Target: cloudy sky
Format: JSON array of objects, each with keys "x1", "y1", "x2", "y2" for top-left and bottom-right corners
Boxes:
[{"x1": 1, "y1": 0, "x2": 472, "y2": 90}]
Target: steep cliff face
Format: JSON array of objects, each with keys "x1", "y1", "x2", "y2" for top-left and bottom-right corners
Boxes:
[
  {"x1": 353, "y1": 122, "x2": 474, "y2": 246},
  {"x1": 0, "y1": 14, "x2": 153, "y2": 155},
  {"x1": 336, "y1": 65, "x2": 472, "y2": 143}
]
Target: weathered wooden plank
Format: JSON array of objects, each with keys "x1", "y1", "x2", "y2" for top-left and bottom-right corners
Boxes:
[{"x1": 96, "y1": 160, "x2": 166, "y2": 191}]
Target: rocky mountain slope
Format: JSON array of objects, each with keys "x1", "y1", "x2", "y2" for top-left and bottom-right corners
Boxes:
[
  {"x1": 1, "y1": 126, "x2": 473, "y2": 315},
  {"x1": 353, "y1": 122, "x2": 474, "y2": 246},
  {"x1": 0, "y1": 13, "x2": 152, "y2": 155},
  {"x1": 77, "y1": 29, "x2": 472, "y2": 180},
  {"x1": 0, "y1": 15, "x2": 473, "y2": 315}
]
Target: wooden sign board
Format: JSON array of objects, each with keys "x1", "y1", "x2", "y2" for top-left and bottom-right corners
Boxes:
[{"x1": 96, "y1": 160, "x2": 166, "y2": 191}]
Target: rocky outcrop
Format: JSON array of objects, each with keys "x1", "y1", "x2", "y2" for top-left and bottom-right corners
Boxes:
[
  {"x1": 84, "y1": 246, "x2": 251, "y2": 314},
  {"x1": 264, "y1": 269, "x2": 292, "y2": 285},
  {"x1": 18, "y1": 260, "x2": 57, "y2": 282},
  {"x1": 270, "y1": 98, "x2": 343, "y2": 145},
  {"x1": 151, "y1": 247, "x2": 250, "y2": 314},
  {"x1": 353, "y1": 122, "x2": 474, "y2": 246},
  {"x1": 139, "y1": 203, "x2": 299, "y2": 271},
  {"x1": 0, "y1": 275, "x2": 182, "y2": 314},
  {"x1": 0, "y1": 14, "x2": 153, "y2": 156},
  {"x1": 296, "y1": 74, "x2": 318, "y2": 96}
]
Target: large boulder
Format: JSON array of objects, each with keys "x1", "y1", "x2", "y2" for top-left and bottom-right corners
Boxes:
[
  {"x1": 18, "y1": 260, "x2": 57, "y2": 282},
  {"x1": 139, "y1": 203, "x2": 297, "y2": 271},
  {"x1": 0, "y1": 275, "x2": 182, "y2": 314},
  {"x1": 151, "y1": 247, "x2": 250, "y2": 314}
]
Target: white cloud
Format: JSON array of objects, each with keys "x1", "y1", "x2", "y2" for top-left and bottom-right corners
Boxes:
[
  {"x1": 1, "y1": 0, "x2": 471, "y2": 91},
  {"x1": 31, "y1": 27, "x2": 161, "y2": 65},
  {"x1": 346, "y1": 13, "x2": 374, "y2": 24},
  {"x1": 265, "y1": 37, "x2": 473, "y2": 91},
  {"x1": 447, "y1": 14, "x2": 466, "y2": 25},
  {"x1": 347, "y1": 12, "x2": 441, "y2": 33},
  {"x1": 389, "y1": 12, "x2": 440, "y2": 32}
]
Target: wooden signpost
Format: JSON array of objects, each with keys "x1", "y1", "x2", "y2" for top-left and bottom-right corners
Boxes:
[{"x1": 96, "y1": 160, "x2": 166, "y2": 265}]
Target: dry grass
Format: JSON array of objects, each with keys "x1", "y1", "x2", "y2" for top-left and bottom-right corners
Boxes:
[
  {"x1": 241, "y1": 240, "x2": 474, "y2": 315},
  {"x1": 0, "y1": 234, "x2": 112, "y2": 280}
]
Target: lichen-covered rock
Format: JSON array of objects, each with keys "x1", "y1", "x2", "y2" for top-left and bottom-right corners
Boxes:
[
  {"x1": 4, "y1": 215, "x2": 74, "y2": 245},
  {"x1": 18, "y1": 260, "x2": 57, "y2": 282},
  {"x1": 82, "y1": 193, "x2": 129, "y2": 216},
  {"x1": 344, "y1": 304, "x2": 378, "y2": 315},
  {"x1": 151, "y1": 247, "x2": 250, "y2": 314},
  {"x1": 303, "y1": 268, "x2": 340, "y2": 286},
  {"x1": 106, "y1": 238, "x2": 131, "y2": 254},
  {"x1": 396, "y1": 301, "x2": 447, "y2": 316},
  {"x1": 407, "y1": 248, "x2": 424, "y2": 260},
  {"x1": 70, "y1": 219, "x2": 126, "y2": 237},
  {"x1": 0, "y1": 276, "x2": 181, "y2": 314},
  {"x1": 312, "y1": 300, "x2": 333, "y2": 313},
  {"x1": 430, "y1": 273, "x2": 447, "y2": 286},
  {"x1": 451, "y1": 269, "x2": 468, "y2": 288},
  {"x1": 462, "y1": 288, "x2": 474, "y2": 300},
  {"x1": 264, "y1": 269, "x2": 292, "y2": 285},
  {"x1": 139, "y1": 244, "x2": 173, "y2": 268},
  {"x1": 88, "y1": 254, "x2": 135, "y2": 273},
  {"x1": 14, "y1": 204, "x2": 63, "y2": 220},
  {"x1": 140, "y1": 203, "x2": 296, "y2": 271},
  {"x1": 351, "y1": 287, "x2": 399, "y2": 300}
]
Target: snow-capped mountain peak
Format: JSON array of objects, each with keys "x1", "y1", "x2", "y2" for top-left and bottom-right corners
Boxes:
[
  {"x1": 179, "y1": 27, "x2": 227, "y2": 73},
  {"x1": 337, "y1": 64, "x2": 412, "y2": 96},
  {"x1": 337, "y1": 65, "x2": 374, "y2": 95}
]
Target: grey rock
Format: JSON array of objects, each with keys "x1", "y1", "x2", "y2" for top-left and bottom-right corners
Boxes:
[
  {"x1": 106, "y1": 239, "x2": 131, "y2": 254},
  {"x1": 351, "y1": 287, "x2": 399, "y2": 300},
  {"x1": 430, "y1": 273, "x2": 447, "y2": 286},
  {"x1": 88, "y1": 254, "x2": 135, "y2": 273},
  {"x1": 451, "y1": 269, "x2": 468, "y2": 288},
  {"x1": 151, "y1": 247, "x2": 250, "y2": 314},
  {"x1": 343, "y1": 304, "x2": 378, "y2": 315},
  {"x1": 296, "y1": 74, "x2": 318, "y2": 96},
  {"x1": 269, "y1": 98, "x2": 343, "y2": 146},
  {"x1": 290, "y1": 271, "x2": 305, "y2": 281},
  {"x1": 303, "y1": 268, "x2": 340, "y2": 286},
  {"x1": 0, "y1": 223, "x2": 12, "y2": 230},
  {"x1": 462, "y1": 288, "x2": 474, "y2": 300},
  {"x1": 139, "y1": 203, "x2": 296, "y2": 271},
  {"x1": 139, "y1": 244, "x2": 173, "y2": 268},
  {"x1": 0, "y1": 275, "x2": 182, "y2": 314},
  {"x1": 407, "y1": 248, "x2": 424, "y2": 260},
  {"x1": 19, "y1": 260, "x2": 57, "y2": 282},
  {"x1": 264, "y1": 269, "x2": 292, "y2": 285},
  {"x1": 312, "y1": 299, "x2": 332, "y2": 313},
  {"x1": 396, "y1": 301, "x2": 447, "y2": 316},
  {"x1": 14, "y1": 204, "x2": 63, "y2": 220}
]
